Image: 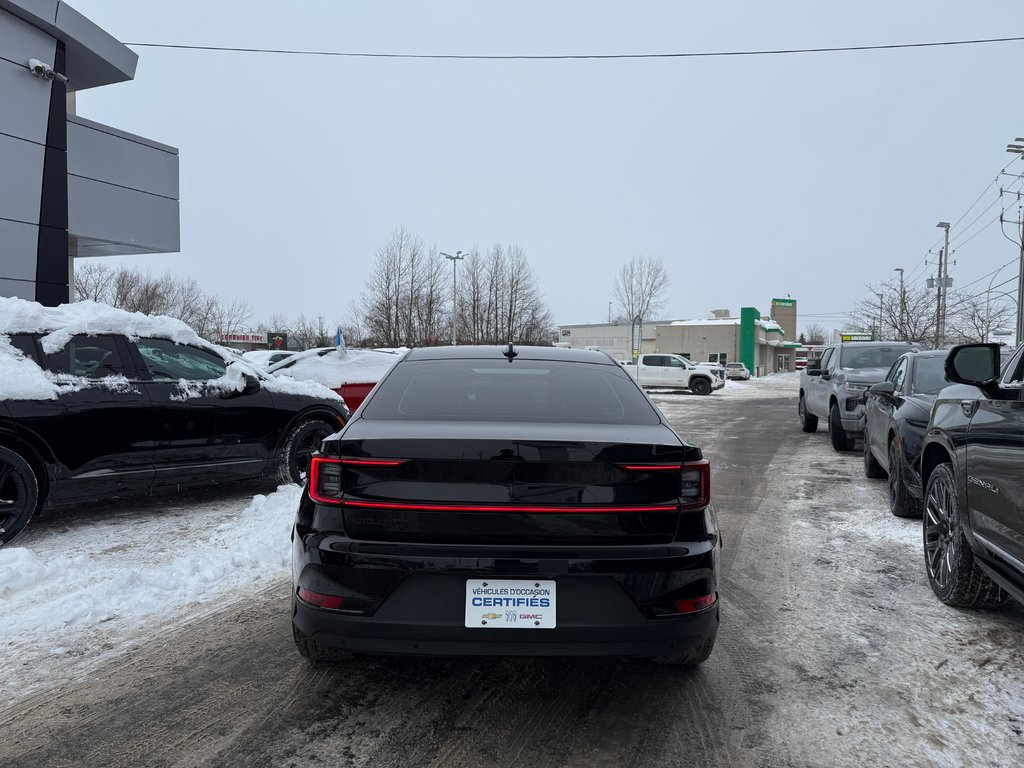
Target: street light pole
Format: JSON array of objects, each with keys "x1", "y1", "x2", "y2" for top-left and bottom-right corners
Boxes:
[
  {"x1": 894, "y1": 267, "x2": 905, "y2": 340},
  {"x1": 441, "y1": 250, "x2": 465, "y2": 345},
  {"x1": 936, "y1": 222, "x2": 950, "y2": 348}
]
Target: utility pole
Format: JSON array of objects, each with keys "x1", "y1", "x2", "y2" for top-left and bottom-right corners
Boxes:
[
  {"x1": 935, "y1": 222, "x2": 950, "y2": 348},
  {"x1": 441, "y1": 250, "x2": 466, "y2": 345},
  {"x1": 1003, "y1": 138, "x2": 1024, "y2": 343},
  {"x1": 894, "y1": 267, "x2": 905, "y2": 340},
  {"x1": 874, "y1": 292, "x2": 884, "y2": 340}
]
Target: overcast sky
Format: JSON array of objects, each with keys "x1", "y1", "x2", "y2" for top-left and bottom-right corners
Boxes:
[{"x1": 71, "y1": 0, "x2": 1024, "y2": 335}]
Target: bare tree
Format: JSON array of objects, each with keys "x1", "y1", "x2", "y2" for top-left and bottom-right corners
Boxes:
[
  {"x1": 73, "y1": 261, "x2": 115, "y2": 302},
  {"x1": 850, "y1": 280, "x2": 937, "y2": 346},
  {"x1": 612, "y1": 256, "x2": 671, "y2": 322},
  {"x1": 73, "y1": 263, "x2": 253, "y2": 343},
  {"x1": 943, "y1": 292, "x2": 1015, "y2": 345},
  {"x1": 802, "y1": 323, "x2": 828, "y2": 345}
]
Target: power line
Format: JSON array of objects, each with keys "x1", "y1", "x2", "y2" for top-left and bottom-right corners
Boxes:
[{"x1": 122, "y1": 35, "x2": 1024, "y2": 60}]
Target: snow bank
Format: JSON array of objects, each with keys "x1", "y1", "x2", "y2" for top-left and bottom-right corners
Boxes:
[{"x1": 270, "y1": 347, "x2": 403, "y2": 388}]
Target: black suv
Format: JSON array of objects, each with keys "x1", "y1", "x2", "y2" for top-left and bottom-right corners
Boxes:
[
  {"x1": 1, "y1": 327, "x2": 349, "y2": 545},
  {"x1": 292, "y1": 345, "x2": 720, "y2": 665},
  {"x1": 920, "y1": 342, "x2": 1024, "y2": 608}
]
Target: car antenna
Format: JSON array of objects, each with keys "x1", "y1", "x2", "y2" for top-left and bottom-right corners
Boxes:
[{"x1": 502, "y1": 342, "x2": 518, "y2": 361}]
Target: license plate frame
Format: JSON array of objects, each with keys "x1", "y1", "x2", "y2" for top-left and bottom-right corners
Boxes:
[{"x1": 465, "y1": 579, "x2": 556, "y2": 629}]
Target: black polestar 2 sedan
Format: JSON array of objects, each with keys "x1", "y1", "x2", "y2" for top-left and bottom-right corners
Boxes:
[{"x1": 291, "y1": 344, "x2": 720, "y2": 665}]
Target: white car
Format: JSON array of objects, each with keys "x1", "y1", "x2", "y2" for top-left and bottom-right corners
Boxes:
[{"x1": 724, "y1": 362, "x2": 751, "y2": 380}]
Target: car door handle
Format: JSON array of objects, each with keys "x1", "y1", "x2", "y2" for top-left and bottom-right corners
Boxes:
[{"x1": 960, "y1": 400, "x2": 978, "y2": 418}]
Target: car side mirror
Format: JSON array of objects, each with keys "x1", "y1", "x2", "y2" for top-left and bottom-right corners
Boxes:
[
  {"x1": 868, "y1": 381, "x2": 896, "y2": 398},
  {"x1": 945, "y1": 343, "x2": 1001, "y2": 395},
  {"x1": 241, "y1": 372, "x2": 261, "y2": 395},
  {"x1": 806, "y1": 368, "x2": 821, "y2": 377}
]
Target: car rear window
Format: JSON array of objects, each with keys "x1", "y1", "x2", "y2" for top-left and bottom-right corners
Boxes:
[
  {"x1": 361, "y1": 360, "x2": 661, "y2": 424},
  {"x1": 839, "y1": 346, "x2": 908, "y2": 370}
]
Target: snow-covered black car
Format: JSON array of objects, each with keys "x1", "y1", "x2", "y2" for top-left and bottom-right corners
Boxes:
[
  {"x1": 0, "y1": 298, "x2": 349, "y2": 545},
  {"x1": 921, "y1": 342, "x2": 1024, "y2": 608},
  {"x1": 291, "y1": 344, "x2": 720, "y2": 665}
]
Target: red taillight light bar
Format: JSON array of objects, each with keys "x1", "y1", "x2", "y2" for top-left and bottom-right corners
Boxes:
[
  {"x1": 340, "y1": 459, "x2": 408, "y2": 467},
  {"x1": 679, "y1": 459, "x2": 710, "y2": 510},
  {"x1": 617, "y1": 460, "x2": 710, "y2": 510},
  {"x1": 309, "y1": 456, "x2": 409, "y2": 505}
]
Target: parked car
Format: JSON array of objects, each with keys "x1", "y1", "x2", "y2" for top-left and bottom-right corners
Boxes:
[
  {"x1": 724, "y1": 362, "x2": 751, "y2": 380},
  {"x1": 292, "y1": 345, "x2": 720, "y2": 665},
  {"x1": 620, "y1": 353, "x2": 724, "y2": 395},
  {"x1": 799, "y1": 341, "x2": 920, "y2": 451},
  {"x1": 242, "y1": 348, "x2": 299, "y2": 369},
  {"x1": 267, "y1": 347, "x2": 400, "y2": 412},
  {"x1": 0, "y1": 298, "x2": 349, "y2": 545},
  {"x1": 862, "y1": 349, "x2": 949, "y2": 517},
  {"x1": 920, "y1": 342, "x2": 1024, "y2": 608}
]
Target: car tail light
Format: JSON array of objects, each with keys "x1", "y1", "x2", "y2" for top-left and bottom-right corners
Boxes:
[
  {"x1": 616, "y1": 463, "x2": 683, "y2": 472},
  {"x1": 673, "y1": 594, "x2": 717, "y2": 613},
  {"x1": 680, "y1": 460, "x2": 710, "y2": 509},
  {"x1": 297, "y1": 587, "x2": 345, "y2": 610},
  {"x1": 309, "y1": 456, "x2": 343, "y2": 504},
  {"x1": 309, "y1": 456, "x2": 409, "y2": 504}
]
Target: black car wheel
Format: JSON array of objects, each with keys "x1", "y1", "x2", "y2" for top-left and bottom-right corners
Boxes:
[
  {"x1": 799, "y1": 395, "x2": 818, "y2": 433},
  {"x1": 863, "y1": 427, "x2": 886, "y2": 479},
  {"x1": 829, "y1": 403, "x2": 850, "y2": 451},
  {"x1": 923, "y1": 463, "x2": 1006, "y2": 608},
  {"x1": 690, "y1": 377, "x2": 712, "y2": 396},
  {"x1": 887, "y1": 440, "x2": 919, "y2": 518},
  {"x1": 278, "y1": 420, "x2": 335, "y2": 485},
  {"x1": 0, "y1": 447, "x2": 39, "y2": 546}
]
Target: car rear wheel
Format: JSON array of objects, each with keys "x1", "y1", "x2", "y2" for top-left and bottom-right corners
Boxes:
[
  {"x1": 799, "y1": 395, "x2": 818, "y2": 433},
  {"x1": 690, "y1": 377, "x2": 712, "y2": 396},
  {"x1": 888, "y1": 440, "x2": 919, "y2": 518},
  {"x1": 828, "y1": 403, "x2": 850, "y2": 451},
  {"x1": 0, "y1": 446, "x2": 39, "y2": 546},
  {"x1": 923, "y1": 463, "x2": 1006, "y2": 608},
  {"x1": 863, "y1": 427, "x2": 886, "y2": 479},
  {"x1": 277, "y1": 419, "x2": 335, "y2": 485},
  {"x1": 292, "y1": 624, "x2": 354, "y2": 662}
]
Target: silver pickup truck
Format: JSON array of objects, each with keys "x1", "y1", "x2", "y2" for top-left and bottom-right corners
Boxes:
[
  {"x1": 799, "y1": 341, "x2": 919, "y2": 451},
  {"x1": 621, "y1": 354, "x2": 725, "y2": 396}
]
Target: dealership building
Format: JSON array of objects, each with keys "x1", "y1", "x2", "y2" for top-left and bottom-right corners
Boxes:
[
  {"x1": 557, "y1": 298, "x2": 802, "y2": 375},
  {"x1": 1, "y1": 0, "x2": 179, "y2": 305}
]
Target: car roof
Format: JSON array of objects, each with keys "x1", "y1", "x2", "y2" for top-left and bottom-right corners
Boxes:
[{"x1": 403, "y1": 345, "x2": 617, "y2": 365}]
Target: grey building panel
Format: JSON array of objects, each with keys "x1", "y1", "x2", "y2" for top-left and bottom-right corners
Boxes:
[
  {"x1": 0, "y1": 0, "x2": 137, "y2": 91},
  {"x1": 0, "y1": 5, "x2": 56, "y2": 66},
  {"x1": 0, "y1": 277, "x2": 37, "y2": 300},
  {"x1": 67, "y1": 116, "x2": 179, "y2": 199},
  {"x1": 0, "y1": 56, "x2": 53, "y2": 144},
  {"x1": 68, "y1": 174, "x2": 180, "y2": 254},
  {"x1": 0, "y1": 132, "x2": 45, "y2": 225},
  {"x1": 0, "y1": 218, "x2": 39, "y2": 280}
]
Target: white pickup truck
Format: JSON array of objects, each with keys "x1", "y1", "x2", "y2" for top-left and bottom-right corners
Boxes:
[{"x1": 620, "y1": 354, "x2": 725, "y2": 396}]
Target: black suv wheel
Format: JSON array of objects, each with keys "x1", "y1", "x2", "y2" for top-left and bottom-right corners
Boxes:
[
  {"x1": 0, "y1": 446, "x2": 39, "y2": 546},
  {"x1": 888, "y1": 440, "x2": 918, "y2": 518},
  {"x1": 923, "y1": 463, "x2": 1005, "y2": 608}
]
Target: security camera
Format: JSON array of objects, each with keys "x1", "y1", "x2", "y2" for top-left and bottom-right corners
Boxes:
[
  {"x1": 26, "y1": 58, "x2": 67, "y2": 83},
  {"x1": 28, "y1": 58, "x2": 51, "y2": 77}
]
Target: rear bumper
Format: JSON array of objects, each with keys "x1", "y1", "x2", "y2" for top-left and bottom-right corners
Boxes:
[{"x1": 292, "y1": 534, "x2": 719, "y2": 658}]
